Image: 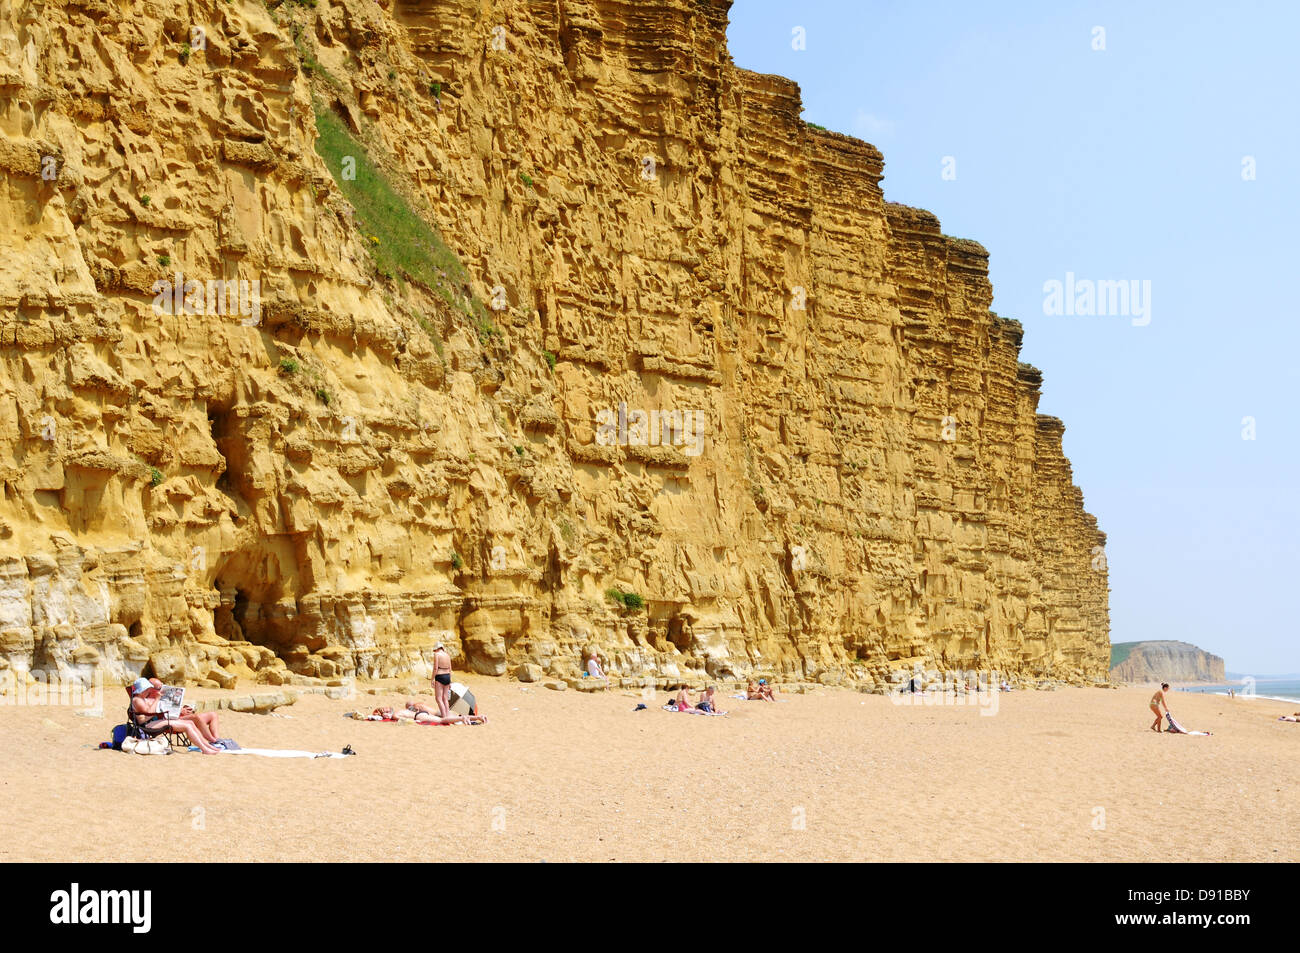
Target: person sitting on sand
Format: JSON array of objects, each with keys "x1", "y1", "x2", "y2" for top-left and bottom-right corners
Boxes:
[
  {"x1": 586, "y1": 651, "x2": 609, "y2": 689},
  {"x1": 697, "y1": 685, "x2": 719, "y2": 713},
  {"x1": 128, "y1": 679, "x2": 222, "y2": 754},
  {"x1": 405, "y1": 700, "x2": 487, "y2": 725},
  {"x1": 1150, "y1": 683, "x2": 1173, "y2": 733},
  {"x1": 671, "y1": 687, "x2": 701, "y2": 712}
]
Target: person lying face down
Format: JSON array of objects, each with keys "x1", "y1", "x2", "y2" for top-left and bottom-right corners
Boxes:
[{"x1": 404, "y1": 700, "x2": 488, "y2": 725}]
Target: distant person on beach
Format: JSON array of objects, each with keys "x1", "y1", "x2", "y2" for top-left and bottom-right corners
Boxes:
[
  {"x1": 674, "y1": 687, "x2": 696, "y2": 712},
  {"x1": 1150, "y1": 683, "x2": 1173, "y2": 733},
  {"x1": 586, "y1": 651, "x2": 609, "y2": 689},
  {"x1": 697, "y1": 686, "x2": 718, "y2": 713},
  {"x1": 1278, "y1": 712, "x2": 1300, "y2": 723},
  {"x1": 432, "y1": 642, "x2": 453, "y2": 718},
  {"x1": 128, "y1": 679, "x2": 222, "y2": 754}
]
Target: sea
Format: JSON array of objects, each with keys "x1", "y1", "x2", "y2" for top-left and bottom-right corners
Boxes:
[{"x1": 1182, "y1": 679, "x2": 1300, "y2": 704}]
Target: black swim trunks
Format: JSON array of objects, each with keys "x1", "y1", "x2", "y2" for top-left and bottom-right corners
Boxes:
[{"x1": 435, "y1": 673, "x2": 451, "y2": 686}]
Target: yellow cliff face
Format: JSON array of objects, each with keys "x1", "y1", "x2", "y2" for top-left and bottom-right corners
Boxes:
[{"x1": 0, "y1": 0, "x2": 1108, "y2": 691}]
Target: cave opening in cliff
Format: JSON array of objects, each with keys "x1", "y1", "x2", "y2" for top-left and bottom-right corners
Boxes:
[
  {"x1": 232, "y1": 589, "x2": 250, "y2": 640},
  {"x1": 667, "y1": 616, "x2": 690, "y2": 653},
  {"x1": 212, "y1": 573, "x2": 290, "y2": 664},
  {"x1": 207, "y1": 394, "x2": 254, "y2": 508}
]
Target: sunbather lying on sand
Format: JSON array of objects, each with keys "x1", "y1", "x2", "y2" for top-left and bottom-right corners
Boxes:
[
  {"x1": 405, "y1": 700, "x2": 488, "y2": 725},
  {"x1": 664, "y1": 689, "x2": 725, "y2": 715},
  {"x1": 1278, "y1": 712, "x2": 1300, "y2": 723}
]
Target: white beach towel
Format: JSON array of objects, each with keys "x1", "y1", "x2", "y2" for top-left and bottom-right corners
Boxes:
[
  {"x1": 220, "y1": 748, "x2": 352, "y2": 759},
  {"x1": 1165, "y1": 713, "x2": 1211, "y2": 736}
]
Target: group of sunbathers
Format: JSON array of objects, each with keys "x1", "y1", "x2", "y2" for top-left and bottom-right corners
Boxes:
[
  {"x1": 363, "y1": 701, "x2": 488, "y2": 725},
  {"x1": 665, "y1": 679, "x2": 783, "y2": 713},
  {"x1": 127, "y1": 677, "x2": 227, "y2": 754},
  {"x1": 667, "y1": 686, "x2": 723, "y2": 714}
]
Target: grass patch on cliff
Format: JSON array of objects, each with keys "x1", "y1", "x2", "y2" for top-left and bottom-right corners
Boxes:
[
  {"x1": 311, "y1": 103, "x2": 493, "y2": 333},
  {"x1": 1110, "y1": 641, "x2": 1140, "y2": 669},
  {"x1": 605, "y1": 588, "x2": 645, "y2": 612}
]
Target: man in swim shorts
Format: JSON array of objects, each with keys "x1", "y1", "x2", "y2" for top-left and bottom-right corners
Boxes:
[
  {"x1": 1150, "y1": 682, "x2": 1172, "y2": 732},
  {"x1": 432, "y1": 642, "x2": 453, "y2": 718}
]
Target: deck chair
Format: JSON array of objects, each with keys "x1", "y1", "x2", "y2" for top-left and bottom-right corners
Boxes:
[{"x1": 126, "y1": 701, "x2": 191, "y2": 749}]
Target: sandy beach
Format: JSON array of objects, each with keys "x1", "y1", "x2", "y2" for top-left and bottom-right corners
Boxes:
[{"x1": 1, "y1": 682, "x2": 1294, "y2": 863}]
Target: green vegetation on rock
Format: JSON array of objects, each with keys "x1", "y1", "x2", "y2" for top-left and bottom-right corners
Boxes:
[
  {"x1": 1110, "y1": 641, "x2": 1140, "y2": 669},
  {"x1": 312, "y1": 102, "x2": 493, "y2": 333}
]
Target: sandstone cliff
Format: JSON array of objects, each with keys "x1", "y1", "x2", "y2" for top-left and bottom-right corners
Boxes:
[
  {"x1": 1110, "y1": 642, "x2": 1224, "y2": 684},
  {"x1": 0, "y1": 0, "x2": 1108, "y2": 693}
]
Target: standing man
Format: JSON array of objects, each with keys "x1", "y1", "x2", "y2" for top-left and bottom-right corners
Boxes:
[
  {"x1": 1149, "y1": 682, "x2": 1173, "y2": 732},
  {"x1": 432, "y1": 642, "x2": 453, "y2": 718}
]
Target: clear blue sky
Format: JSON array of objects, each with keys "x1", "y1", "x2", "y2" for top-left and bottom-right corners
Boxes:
[{"x1": 727, "y1": 1, "x2": 1300, "y2": 674}]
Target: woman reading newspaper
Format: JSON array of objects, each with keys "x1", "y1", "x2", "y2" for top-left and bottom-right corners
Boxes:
[{"x1": 127, "y1": 678, "x2": 224, "y2": 754}]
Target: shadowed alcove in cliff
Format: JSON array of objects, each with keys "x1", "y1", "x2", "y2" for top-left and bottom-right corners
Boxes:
[
  {"x1": 207, "y1": 389, "x2": 253, "y2": 511},
  {"x1": 666, "y1": 615, "x2": 691, "y2": 653},
  {"x1": 211, "y1": 541, "x2": 314, "y2": 667}
]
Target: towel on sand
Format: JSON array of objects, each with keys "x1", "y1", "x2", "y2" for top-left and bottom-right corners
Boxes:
[
  {"x1": 1166, "y1": 712, "x2": 1211, "y2": 736},
  {"x1": 220, "y1": 748, "x2": 352, "y2": 759},
  {"x1": 662, "y1": 704, "x2": 727, "y2": 716}
]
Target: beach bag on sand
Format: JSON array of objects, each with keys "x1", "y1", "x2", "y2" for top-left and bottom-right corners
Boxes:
[
  {"x1": 449, "y1": 683, "x2": 477, "y2": 716},
  {"x1": 121, "y1": 735, "x2": 171, "y2": 756},
  {"x1": 111, "y1": 724, "x2": 130, "y2": 750}
]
